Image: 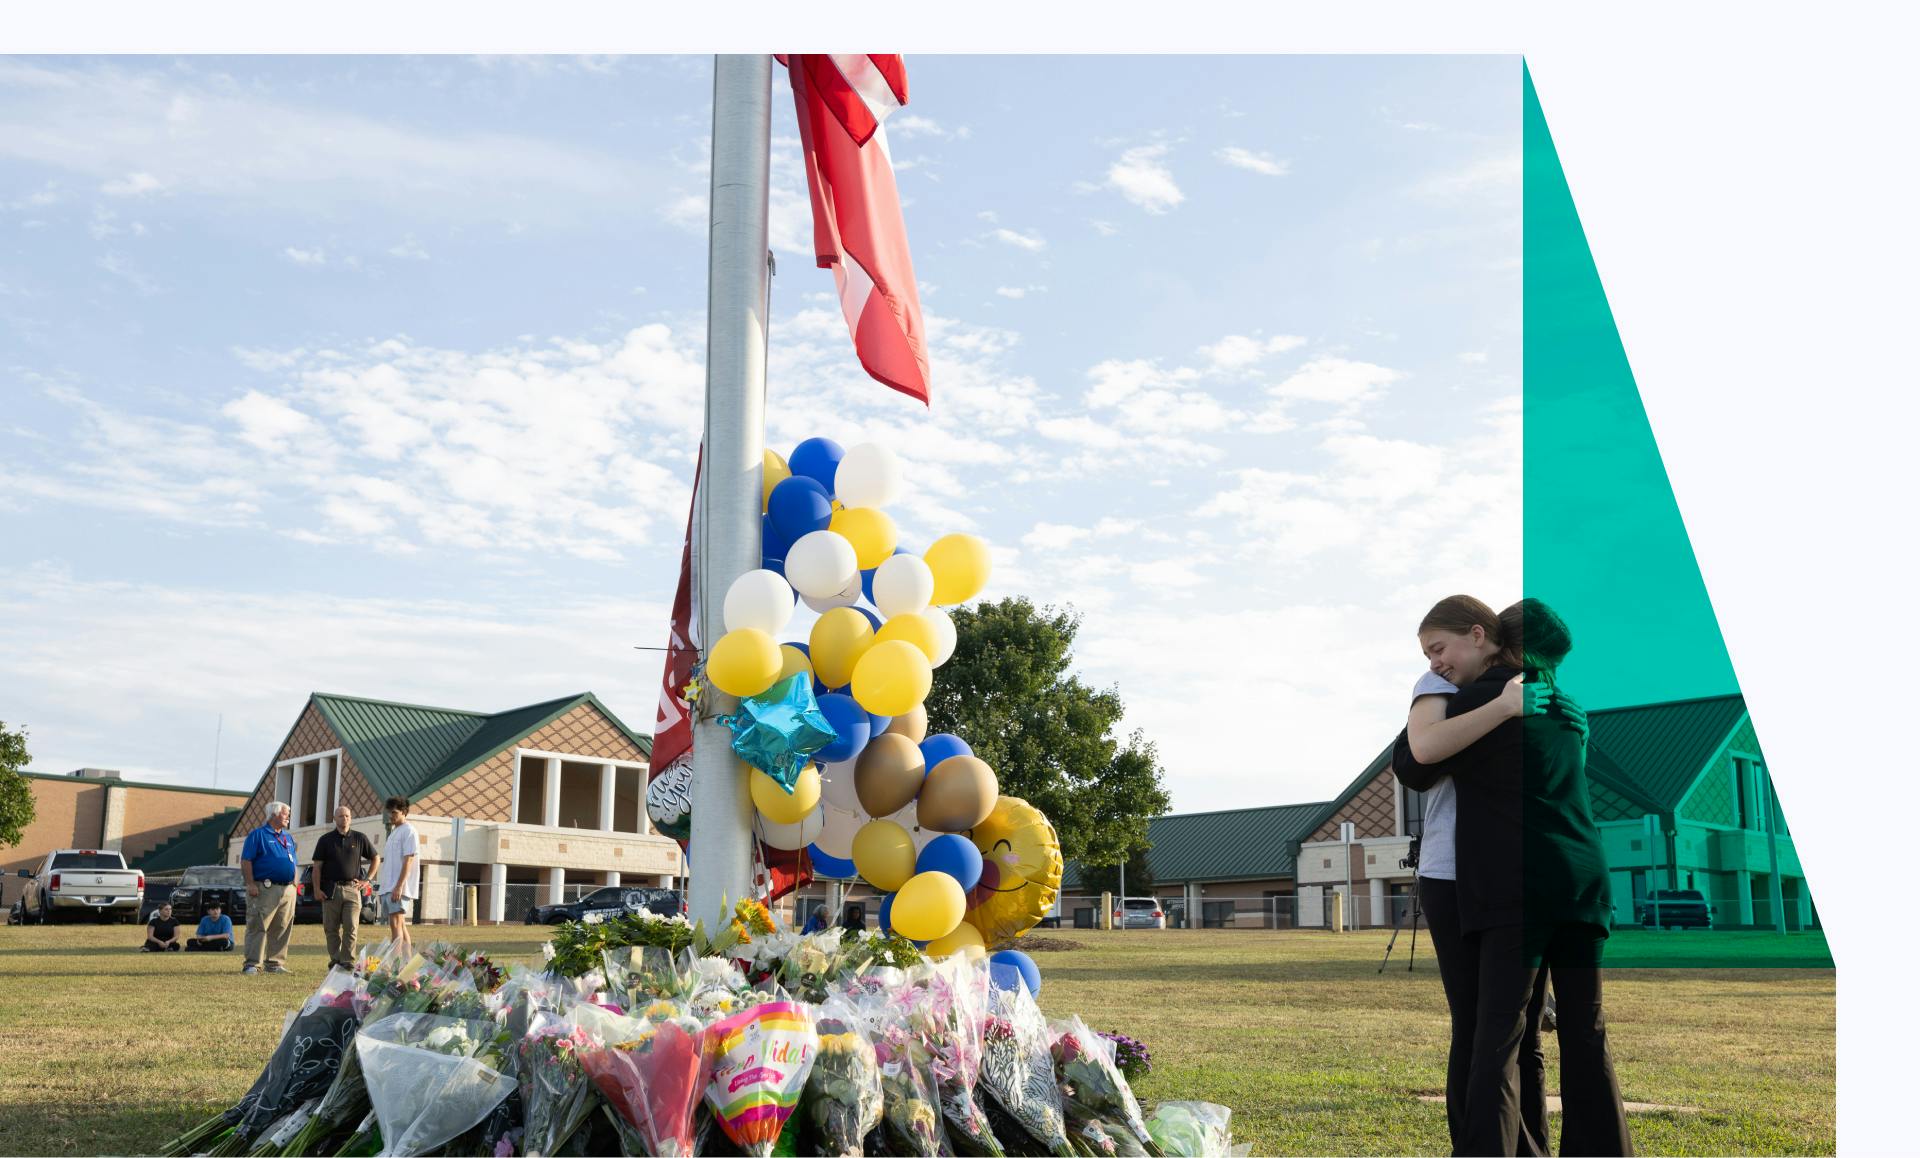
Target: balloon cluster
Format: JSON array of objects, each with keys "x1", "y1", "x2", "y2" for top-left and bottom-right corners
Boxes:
[{"x1": 705, "y1": 437, "x2": 1046, "y2": 952}]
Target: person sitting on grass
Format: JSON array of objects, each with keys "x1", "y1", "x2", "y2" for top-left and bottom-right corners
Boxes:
[
  {"x1": 186, "y1": 902, "x2": 235, "y2": 951},
  {"x1": 142, "y1": 903, "x2": 183, "y2": 952}
]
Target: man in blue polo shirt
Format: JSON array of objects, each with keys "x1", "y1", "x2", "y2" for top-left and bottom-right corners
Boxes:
[{"x1": 240, "y1": 801, "x2": 300, "y2": 975}]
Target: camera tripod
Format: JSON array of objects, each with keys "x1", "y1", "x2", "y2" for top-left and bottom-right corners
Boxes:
[{"x1": 1378, "y1": 887, "x2": 1425, "y2": 973}]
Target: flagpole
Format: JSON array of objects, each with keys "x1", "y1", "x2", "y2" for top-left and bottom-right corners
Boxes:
[{"x1": 688, "y1": 53, "x2": 770, "y2": 923}]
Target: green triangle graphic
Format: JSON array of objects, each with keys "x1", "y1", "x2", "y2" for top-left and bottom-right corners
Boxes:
[{"x1": 1524, "y1": 65, "x2": 1826, "y2": 961}]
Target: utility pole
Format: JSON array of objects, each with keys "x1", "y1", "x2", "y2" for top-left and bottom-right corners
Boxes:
[{"x1": 687, "y1": 54, "x2": 771, "y2": 924}]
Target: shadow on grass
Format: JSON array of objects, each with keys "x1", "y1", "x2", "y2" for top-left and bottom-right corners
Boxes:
[{"x1": 11, "y1": 1101, "x2": 233, "y2": 1158}]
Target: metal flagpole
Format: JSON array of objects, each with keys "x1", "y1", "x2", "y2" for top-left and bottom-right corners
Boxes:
[{"x1": 688, "y1": 54, "x2": 771, "y2": 924}]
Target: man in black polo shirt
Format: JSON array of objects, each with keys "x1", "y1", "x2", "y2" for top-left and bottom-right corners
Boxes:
[{"x1": 312, "y1": 804, "x2": 379, "y2": 970}]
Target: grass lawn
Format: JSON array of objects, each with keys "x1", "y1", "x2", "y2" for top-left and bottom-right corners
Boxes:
[{"x1": 0, "y1": 923, "x2": 1833, "y2": 1156}]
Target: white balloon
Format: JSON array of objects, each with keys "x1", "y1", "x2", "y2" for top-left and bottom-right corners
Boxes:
[
  {"x1": 785, "y1": 530, "x2": 859, "y2": 599},
  {"x1": 885, "y1": 799, "x2": 939, "y2": 852},
  {"x1": 819, "y1": 758, "x2": 863, "y2": 812},
  {"x1": 759, "y1": 804, "x2": 826, "y2": 851},
  {"x1": 872, "y1": 554, "x2": 934, "y2": 619},
  {"x1": 834, "y1": 442, "x2": 904, "y2": 509},
  {"x1": 922, "y1": 605, "x2": 958, "y2": 666},
  {"x1": 723, "y1": 569, "x2": 796, "y2": 635},
  {"x1": 802, "y1": 572, "x2": 863, "y2": 613},
  {"x1": 813, "y1": 802, "x2": 868, "y2": 860}
]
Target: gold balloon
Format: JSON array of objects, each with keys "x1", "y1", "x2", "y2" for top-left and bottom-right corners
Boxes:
[
  {"x1": 924, "y1": 919, "x2": 985, "y2": 957},
  {"x1": 854, "y1": 733, "x2": 925, "y2": 818},
  {"x1": 963, "y1": 796, "x2": 1062, "y2": 947},
  {"x1": 776, "y1": 644, "x2": 814, "y2": 685},
  {"x1": 873, "y1": 611, "x2": 940, "y2": 661},
  {"x1": 809, "y1": 606, "x2": 874, "y2": 689},
  {"x1": 749, "y1": 764, "x2": 820, "y2": 825},
  {"x1": 892, "y1": 871, "x2": 966, "y2": 942},
  {"x1": 852, "y1": 819, "x2": 917, "y2": 892},
  {"x1": 883, "y1": 703, "x2": 928, "y2": 743},
  {"x1": 917, "y1": 755, "x2": 998, "y2": 833}
]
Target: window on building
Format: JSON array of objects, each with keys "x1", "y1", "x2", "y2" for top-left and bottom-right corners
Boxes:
[
  {"x1": 1402, "y1": 785, "x2": 1425, "y2": 838},
  {"x1": 1734, "y1": 758, "x2": 1753, "y2": 829}
]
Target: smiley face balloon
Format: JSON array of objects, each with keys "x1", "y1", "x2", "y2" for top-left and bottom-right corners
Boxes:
[{"x1": 962, "y1": 795, "x2": 1063, "y2": 946}]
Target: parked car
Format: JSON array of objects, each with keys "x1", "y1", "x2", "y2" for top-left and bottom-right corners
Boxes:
[
  {"x1": 295, "y1": 866, "x2": 380, "y2": 926},
  {"x1": 1639, "y1": 889, "x2": 1714, "y2": 929},
  {"x1": 163, "y1": 865, "x2": 250, "y2": 926},
  {"x1": 526, "y1": 885, "x2": 682, "y2": 926},
  {"x1": 6, "y1": 898, "x2": 22, "y2": 926},
  {"x1": 16, "y1": 849, "x2": 145, "y2": 924},
  {"x1": 1113, "y1": 896, "x2": 1167, "y2": 929}
]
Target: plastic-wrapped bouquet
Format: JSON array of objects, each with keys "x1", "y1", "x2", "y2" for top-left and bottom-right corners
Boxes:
[
  {"x1": 1144, "y1": 1102, "x2": 1237, "y2": 1158},
  {"x1": 514, "y1": 1009, "x2": 602, "y2": 1156},
  {"x1": 703, "y1": 989, "x2": 818, "y2": 1157},
  {"x1": 979, "y1": 982, "x2": 1073, "y2": 1157},
  {"x1": 198, "y1": 969, "x2": 364, "y2": 1156},
  {"x1": 847, "y1": 968, "x2": 950, "y2": 1157},
  {"x1": 804, "y1": 994, "x2": 883, "y2": 1156},
  {"x1": 354, "y1": 1013, "x2": 517, "y2": 1156},
  {"x1": 574, "y1": 1000, "x2": 709, "y2": 1157},
  {"x1": 1051, "y1": 1016, "x2": 1159, "y2": 1157},
  {"x1": 921, "y1": 956, "x2": 1004, "y2": 1156}
]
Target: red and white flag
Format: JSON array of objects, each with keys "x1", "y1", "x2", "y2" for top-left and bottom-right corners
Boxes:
[{"x1": 785, "y1": 54, "x2": 931, "y2": 406}]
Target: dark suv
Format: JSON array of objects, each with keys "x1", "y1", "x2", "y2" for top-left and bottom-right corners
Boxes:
[
  {"x1": 1639, "y1": 889, "x2": 1714, "y2": 929},
  {"x1": 295, "y1": 866, "x2": 381, "y2": 925},
  {"x1": 164, "y1": 865, "x2": 250, "y2": 926},
  {"x1": 526, "y1": 885, "x2": 682, "y2": 926}
]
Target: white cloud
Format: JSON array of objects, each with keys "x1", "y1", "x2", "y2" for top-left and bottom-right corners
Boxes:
[
  {"x1": 387, "y1": 235, "x2": 430, "y2": 261},
  {"x1": 994, "y1": 285, "x2": 1046, "y2": 299},
  {"x1": 888, "y1": 114, "x2": 953, "y2": 140},
  {"x1": 1104, "y1": 143, "x2": 1184, "y2": 214},
  {"x1": 1089, "y1": 220, "x2": 1118, "y2": 237},
  {"x1": 990, "y1": 227, "x2": 1045, "y2": 252},
  {"x1": 1199, "y1": 333, "x2": 1307, "y2": 370},
  {"x1": 222, "y1": 390, "x2": 314, "y2": 452},
  {"x1": 1266, "y1": 356, "x2": 1401, "y2": 406},
  {"x1": 282, "y1": 246, "x2": 327, "y2": 266},
  {"x1": 101, "y1": 171, "x2": 161, "y2": 197},
  {"x1": 1416, "y1": 153, "x2": 1522, "y2": 202},
  {"x1": 1215, "y1": 146, "x2": 1290, "y2": 177}
]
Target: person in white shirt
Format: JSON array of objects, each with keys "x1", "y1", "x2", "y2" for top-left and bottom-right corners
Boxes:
[{"x1": 378, "y1": 795, "x2": 421, "y2": 960}]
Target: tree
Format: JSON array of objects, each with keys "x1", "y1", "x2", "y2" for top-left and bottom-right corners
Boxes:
[
  {"x1": 0, "y1": 720, "x2": 34, "y2": 851},
  {"x1": 1077, "y1": 846, "x2": 1155, "y2": 898},
  {"x1": 924, "y1": 598, "x2": 1170, "y2": 868}
]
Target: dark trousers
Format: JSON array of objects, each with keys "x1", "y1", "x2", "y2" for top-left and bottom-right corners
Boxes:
[
  {"x1": 1456, "y1": 915, "x2": 1635, "y2": 1157},
  {"x1": 141, "y1": 941, "x2": 181, "y2": 952},
  {"x1": 186, "y1": 938, "x2": 233, "y2": 951},
  {"x1": 1421, "y1": 878, "x2": 1549, "y2": 1156}
]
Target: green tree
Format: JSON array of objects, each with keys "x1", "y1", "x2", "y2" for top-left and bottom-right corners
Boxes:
[
  {"x1": 924, "y1": 598, "x2": 1170, "y2": 868},
  {"x1": 0, "y1": 721, "x2": 34, "y2": 851},
  {"x1": 1077, "y1": 846, "x2": 1155, "y2": 898}
]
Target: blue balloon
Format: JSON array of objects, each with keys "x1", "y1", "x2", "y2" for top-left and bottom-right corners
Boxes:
[
  {"x1": 807, "y1": 846, "x2": 858, "y2": 880},
  {"x1": 867, "y1": 711, "x2": 892, "y2": 735},
  {"x1": 761, "y1": 554, "x2": 786, "y2": 579},
  {"x1": 789, "y1": 437, "x2": 846, "y2": 495},
  {"x1": 853, "y1": 606, "x2": 882, "y2": 632},
  {"x1": 989, "y1": 949, "x2": 1042, "y2": 996},
  {"x1": 767, "y1": 475, "x2": 833, "y2": 544},
  {"x1": 790, "y1": 642, "x2": 810, "y2": 657},
  {"x1": 814, "y1": 693, "x2": 873, "y2": 764},
  {"x1": 877, "y1": 891, "x2": 895, "y2": 932},
  {"x1": 762, "y1": 512, "x2": 793, "y2": 560},
  {"x1": 916, "y1": 834, "x2": 983, "y2": 892},
  {"x1": 920, "y1": 734, "x2": 973, "y2": 771}
]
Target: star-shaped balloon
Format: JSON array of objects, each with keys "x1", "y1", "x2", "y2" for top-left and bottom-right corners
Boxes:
[{"x1": 719, "y1": 673, "x2": 835, "y2": 791}]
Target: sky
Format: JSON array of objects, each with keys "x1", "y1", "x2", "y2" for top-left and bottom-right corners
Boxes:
[{"x1": 0, "y1": 54, "x2": 1521, "y2": 814}]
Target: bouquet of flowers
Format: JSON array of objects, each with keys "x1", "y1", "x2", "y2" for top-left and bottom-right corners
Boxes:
[
  {"x1": 1143, "y1": 1102, "x2": 1235, "y2": 1158},
  {"x1": 702, "y1": 990, "x2": 818, "y2": 1157},
  {"x1": 514, "y1": 1009, "x2": 603, "y2": 1157},
  {"x1": 1099, "y1": 1032, "x2": 1151, "y2": 1084},
  {"x1": 979, "y1": 983, "x2": 1074, "y2": 1158},
  {"x1": 192, "y1": 968, "x2": 364, "y2": 1156},
  {"x1": 574, "y1": 999, "x2": 709, "y2": 1157},
  {"x1": 845, "y1": 968, "x2": 950, "y2": 1157},
  {"x1": 603, "y1": 944, "x2": 699, "y2": 1009},
  {"x1": 803, "y1": 995, "x2": 883, "y2": 1156},
  {"x1": 919, "y1": 957, "x2": 1003, "y2": 1156},
  {"x1": 355, "y1": 1013, "x2": 517, "y2": 1156},
  {"x1": 1051, "y1": 1016, "x2": 1159, "y2": 1156}
]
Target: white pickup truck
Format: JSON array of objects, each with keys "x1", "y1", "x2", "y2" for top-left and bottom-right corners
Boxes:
[{"x1": 16, "y1": 849, "x2": 145, "y2": 925}]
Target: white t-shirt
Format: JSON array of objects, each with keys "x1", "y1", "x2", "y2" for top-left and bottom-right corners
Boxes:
[
  {"x1": 379, "y1": 822, "x2": 422, "y2": 899},
  {"x1": 1410, "y1": 671, "x2": 1459, "y2": 882}
]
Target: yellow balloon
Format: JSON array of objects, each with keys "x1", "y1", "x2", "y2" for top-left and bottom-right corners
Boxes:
[
  {"x1": 750, "y1": 764, "x2": 820, "y2": 825},
  {"x1": 829, "y1": 507, "x2": 899, "y2": 570},
  {"x1": 852, "y1": 819, "x2": 917, "y2": 892},
  {"x1": 924, "y1": 919, "x2": 986, "y2": 958},
  {"x1": 762, "y1": 449, "x2": 790, "y2": 512},
  {"x1": 708, "y1": 628, "x2": 782, "y2": 697},
  {"x1": 893, "y1": 871, "x2": 967, "y2": 942},
  {"x1": 924, "y1": 534, "x2": 991, "y2": 605},
  {"x1": 851, "y1": 640, "x2": 933, "y2": 717},
  {"x1": 874, "y1": 611, "x2": 940, "y2": 661},
  {"x1": 964, "y1": 796, "x2": 1063, "y2": 946},
  {"x1": 776, "y1": 644, "x2": 814, "y2": 685},
  {"x1": 809, "y1": 607, "x2": 875, "y2": 689}
]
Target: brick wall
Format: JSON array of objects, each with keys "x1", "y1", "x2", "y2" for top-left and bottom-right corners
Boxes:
[
  {"x1": 230, "y1": 702, "x2": 378, "y2": 842},
  {"x1": 1307, "y1": 768, "x2": 1399, "y2": 843},
  {"x1": 414, "y1": 702, "x2": 649, "y2": 821},
  {"x1": 120, "y1": 786, "x2": 252, "y2": 863},
  {"x1": 4, "y1": 778, "x2": 248, "y2": 907}
]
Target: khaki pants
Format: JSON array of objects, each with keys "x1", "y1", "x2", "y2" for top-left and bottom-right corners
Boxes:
[
  {"x1": 322, "y1": 890, "x2": 363, "y2": 968},
  {"x1": 244, "y1": 882, "x2": 297, "y2": 968}
]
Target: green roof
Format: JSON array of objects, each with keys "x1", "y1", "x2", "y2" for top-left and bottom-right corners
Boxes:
[
  {"x1": 1586, "y1": 694, "x2": 1748, "y2": 812},
  {"x1": 1063, "y1": 801, "x2": 1331, "y2": 888},
  {"x1": 137, "y1": 810, "x2": 241, "y2": 873},
  {"x1": 303, "y1": 690, "x2": 653, "y2": 806}
]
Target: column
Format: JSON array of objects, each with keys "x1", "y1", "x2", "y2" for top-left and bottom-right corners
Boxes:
[
  {"x1": 1735, "y1": 868, "x2": 1755, "y2": 925},
  {"x1": 600, "y1": 764, "x2": 617, "y2": 832},
  {"x1": 291, "y1": 764, "x2": 307, "y2": 827},
  {"x1": 603, "y1": 870, "x2": 621, "y2": 887},
  {"x1": 100, "y1": 785, "x2": 127, "y2": 852},
  {"x1": 544, "y1": 757, "x2": 562, "y2": 827},
  {"x1": 1796, "y1": 880, "x2": 1813, "y2": 929},
  {"x1": 1369, "y1": 876, "x2": 1387, "y2": 927},
  {"x1": 315, "y1": 756, "x2": 333, "y2": 826},
  {"x1": 544, "y1": 866, "x2": 566, "y2": 905},
  {"x1": 510, "y1": 761, "x2": 523, "y2": 825},
  {"x1": 488, "y1": 863, "x2": 507, "y2": 923},
  {"x1": 637, "y1": 768, "x2": 651, "y2": 835}
]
